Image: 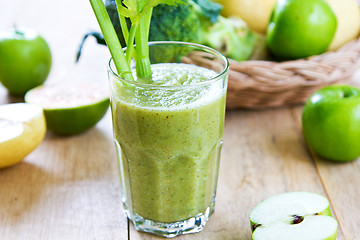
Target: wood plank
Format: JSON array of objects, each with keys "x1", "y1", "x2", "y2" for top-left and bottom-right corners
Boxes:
[
  {"x1": 0, "y1": 114, "x2": 128, "y2": 240},
  {"x1": 0, "y1": 1, "x2": 128, "y2": 239},
  {"x1": 293, "y1": 105, "x2": 360, "y2": 240},
  {"x1": 129, "y1": 108, "x2": 342, "y2": 239},
  {"x1": 2, "y1": 0, "x2": 358, "y2": 239}
]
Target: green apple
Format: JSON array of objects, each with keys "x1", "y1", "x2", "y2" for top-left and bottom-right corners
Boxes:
[
  {"x1": 249, "y1": 192, "x2": 338, "y2": 240},
  {"x1": 302, "y1": 85, "x2": 360, "y2": 162},
  {"x1": 0, "y1": 28, "x2": 52, "y2": 95},
  {"x1": 266, "y1": 0, "x2": 337, "y2": 60}
]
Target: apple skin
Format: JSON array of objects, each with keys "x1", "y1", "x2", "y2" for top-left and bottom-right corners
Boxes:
[
  {"x1": 266, "y1": 0, "x2": 337, "y2": 60},
  {"x1": 0, "y1": 28, "x2": 52, "y2": 95},
  {"x1": 302, "y1": 85, "x2": 360, "y2": 162}
]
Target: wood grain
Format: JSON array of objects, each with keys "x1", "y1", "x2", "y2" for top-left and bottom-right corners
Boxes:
[
  {"x1": 1, "y1": 0, "x2": 359, "y2": 239},
  {"x1": 0, "y1": 1, "x2": 127, "y2": 239},
  {"x1": 293, "y1": 107, "x2": 360, "y2": 240},
  {"x1": 0, "y1": 116, "x2": 128, "y2": 240}
]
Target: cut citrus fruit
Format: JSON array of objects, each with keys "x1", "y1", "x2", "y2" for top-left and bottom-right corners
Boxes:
[
  {"x1": 25, "y1": 81, "x2": 110, "y2": 135},
  {"x1": 0, "y1": 103, "x2": 46, "y2": 168}
]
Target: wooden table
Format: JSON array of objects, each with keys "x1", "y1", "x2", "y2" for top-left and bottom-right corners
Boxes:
[{"x1": 1, "y1": 1, "x2": 359, "y2": 239}]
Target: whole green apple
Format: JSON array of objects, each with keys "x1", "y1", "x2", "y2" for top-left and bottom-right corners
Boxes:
[
  {"x1": 0, "y1": 28, "x2": 52, "y2": 95},
  {"x1": 266, "y1": 0, "x2": 337, "y2": 60},
  {"x1": 302, "y1": 85, "x2": 360, "y2": 162}
]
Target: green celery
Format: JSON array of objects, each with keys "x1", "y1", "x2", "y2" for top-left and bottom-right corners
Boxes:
[
  {"x1": 134, "y1": 3, "x2": 152, "y2": 82},
  {"x1": 90, "y1": 0, "x2": 184, "y2": 81},
  {"x1": 115, "y1": 0, "x2": 129, "y2": 44},
  {"x1": 89, "y1": 0, "x2": 134, "y2": 81}
]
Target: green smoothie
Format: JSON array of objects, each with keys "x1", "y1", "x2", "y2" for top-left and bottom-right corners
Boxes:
[{"x1": 111, "y1": 63, "x2": 226, "y2": 223}]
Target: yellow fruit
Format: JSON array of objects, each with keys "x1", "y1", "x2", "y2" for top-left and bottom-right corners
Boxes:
[
  {"x1": 0, "y1": 103, "x2": 46, "y2": 168},
  {"x1": 214, "y1": 0, "x2": 277, "y2": 33},
  {"x1": 325, "y1": 0, "x2": 360, "y2": 50}
]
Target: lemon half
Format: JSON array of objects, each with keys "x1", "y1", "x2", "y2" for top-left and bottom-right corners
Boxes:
[{"x1": 0, "y1": 103, "x2": 46, "y2": 168}]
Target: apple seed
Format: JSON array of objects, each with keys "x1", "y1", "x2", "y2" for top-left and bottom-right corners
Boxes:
[
  {"x1": 292, "y1": 215, "x2": 304, "y2": 224},
  {"x1": 252, "y1": 224, "x2": 262, "y2": 232}
]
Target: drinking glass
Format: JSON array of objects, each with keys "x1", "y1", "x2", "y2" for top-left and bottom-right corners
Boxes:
[{"x1": 107, "y1": 41, "x2": 229, "y2": 238}]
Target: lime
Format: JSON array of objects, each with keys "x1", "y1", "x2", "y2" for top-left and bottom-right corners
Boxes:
[
  {"x1": 25, "y1": 82, "x2": 110, "y2": 135},
  {"x1": 0, "y1": 103, "x2": 46, "y2": 168}
]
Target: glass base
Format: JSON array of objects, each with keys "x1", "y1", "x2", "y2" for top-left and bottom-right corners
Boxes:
[{"x1": 125, "y1": 204, "x2": 214, "y2": 238}]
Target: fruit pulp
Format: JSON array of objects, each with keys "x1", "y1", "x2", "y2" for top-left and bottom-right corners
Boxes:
[{"x1": 110, "y1": 63, "x2": 226, "y2": 232}]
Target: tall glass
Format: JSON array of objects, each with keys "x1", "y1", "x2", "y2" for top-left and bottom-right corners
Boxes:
[{"x1": 108, "y1": 41, "x2": 229, "y2": 238}]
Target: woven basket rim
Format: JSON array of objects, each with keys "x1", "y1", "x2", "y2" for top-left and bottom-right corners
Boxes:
[{"x1": 225, "y1": 37, "x2": 360, "y2": 109}]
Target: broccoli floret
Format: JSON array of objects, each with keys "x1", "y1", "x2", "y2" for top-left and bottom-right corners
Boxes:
[
  {"x1": 76, "y1": 0, "x2": 258, "y2": 62},
  {"x1": 147, "y1": 1, "x2": 203, "y2": 64},
  {"x1": 200, "y1": 16, "x2": 258, "y2": 61},
  {"x1": 149, "y1": 0, "x2": 258, "y2": 61},
  {"x1": 149, "y1": 3, "x2": 201, "y2": 43},
  {"x1": 149, "y1": 0, "x2": 221, "y2": 43}
]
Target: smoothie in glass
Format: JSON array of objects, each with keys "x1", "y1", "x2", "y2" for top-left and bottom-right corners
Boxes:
[{"x1": 108, "y1": 42, "x2": 228, "y2": 237}]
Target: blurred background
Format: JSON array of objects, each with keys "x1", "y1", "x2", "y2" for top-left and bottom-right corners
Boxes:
[{"x1": 0, "y1": 0, "x2": 110, "y2": 104}]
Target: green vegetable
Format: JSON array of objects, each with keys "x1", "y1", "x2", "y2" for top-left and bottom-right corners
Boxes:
[
  {"x1": 90, "y1": 0, "x2": 132, "y2": 80},
  {"x1": 79, "y1": 0, "x2": 258, "y2": 62},
  {"x1": 152, "y1": 0, "x2": 258, "y2": 61},
  {"x1": 149, "y1": 2, "x2": 200, "y2": 43},
  {"x1": 199, "y1": 16, "x2": 257, "y2": 61},
  {"x1": 150, "y1": 0, "x2": 258, "y2": 61},
  {"x1": 89, "y1": 0, "x2": 183, "y2": 81}
]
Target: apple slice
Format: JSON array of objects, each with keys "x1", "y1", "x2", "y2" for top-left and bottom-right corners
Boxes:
[{"x1": 249, "y1": 192, "x2": 338, "y2": 240}]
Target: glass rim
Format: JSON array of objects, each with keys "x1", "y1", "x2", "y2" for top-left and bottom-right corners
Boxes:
[{"x1": 107, "y1": 41, "x2": 229, "y2": 89}]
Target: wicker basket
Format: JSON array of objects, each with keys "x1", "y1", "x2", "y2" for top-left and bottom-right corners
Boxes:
[{"x1": 226, "y1": 38, "x2": 360, "y2": 109}]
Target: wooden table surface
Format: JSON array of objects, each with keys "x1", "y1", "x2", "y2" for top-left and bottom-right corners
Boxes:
[{"x1": 1, "y1": 1, "x2": 360, "y2": 239}]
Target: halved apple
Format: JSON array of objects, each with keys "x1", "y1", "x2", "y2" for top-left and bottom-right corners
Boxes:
[{"x1": 249, "y1": 192, "x2": 338, "y2": 240}]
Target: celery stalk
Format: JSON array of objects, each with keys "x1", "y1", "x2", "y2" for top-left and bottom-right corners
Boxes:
[
  {"x1": 135, "y1": 5, "x2": 153, "y2": 81},
  {"x1": 125, "y1": 22, "x2": 139, "y2": 66},
  {"x1": 119, "y1": 16, "x2": 129, "y2": 44},
  {"x1": 115, "y1": 0, "x2": 129, "y2": 44},
  {"x1": 90, "y1": 0, "x2": 184, "y2": 82},
  {"x1": 89, "y1": 0, "x2": 134, "y2": 81}
]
